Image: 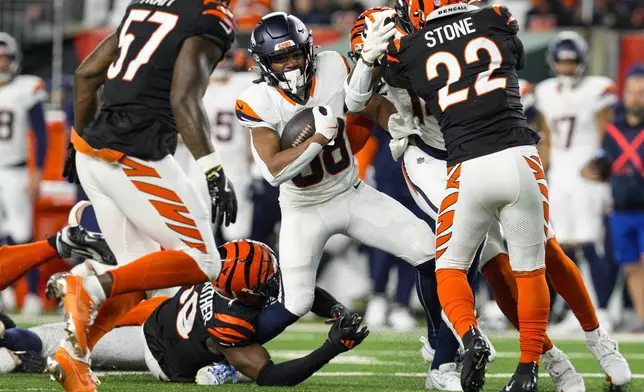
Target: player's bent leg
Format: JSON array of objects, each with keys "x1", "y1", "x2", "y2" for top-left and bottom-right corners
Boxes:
[
  {"x1": 401, "y1": 145, "x2": 447, "y2": 222},
  {"x1": 254, "y1": 204, "x2": 332, "y2": 344},
  {"x1": 434, "y1": 163, "x2": 494, "y2": 392},
  {"x1": 0, "y1": 237, "x2": 60, "y2": 290}
]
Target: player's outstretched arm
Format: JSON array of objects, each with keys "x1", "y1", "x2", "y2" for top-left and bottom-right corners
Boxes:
[
  {"x1": 250, "y1": 106, "x2": 338, "y2": 187},
  {"x1": 171, "y1": 36, "x2": 224, "y2": 160},
  {"x1": 74, "y1": 33, "x2": 118, "y2": 136},
  {"x1": 220, "y1": 315, "x2": 369, "y2": 386}
]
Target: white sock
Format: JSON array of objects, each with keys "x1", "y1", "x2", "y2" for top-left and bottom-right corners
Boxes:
[
  {"x1": 83, "y1": 275, "x2": 107, "y2": 304},
  {"x1": 585, "y1": 326, "x2": 602, "y2": 343},
  {"x1": 61, "y1": 339, "x2": 91, "y2": 363}
]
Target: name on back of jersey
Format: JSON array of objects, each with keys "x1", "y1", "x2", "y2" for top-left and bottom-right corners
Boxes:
[
  {"x1": 199, "y1": 283, "x2": 216, "y2": 324},
  {"x1": 425, "y1": 17, "x2": 476, "y2": 47},
  {"x1": 137, "y1": 0, "x2": 177, "y2": 6}
]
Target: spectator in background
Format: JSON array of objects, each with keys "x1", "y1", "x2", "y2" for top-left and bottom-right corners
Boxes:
[
  {"x1": 292, "y1": 0, "x2": 335, "y2": 24},
  {"x1": 583, "y1": 64, "x2": 644, "y2": 331},
  {"x1": 593, "y1": 0, "x2": 644, "y2": 30},
  {"x1": 526, "y1": 0, "x2": 573, "y2": 30}
]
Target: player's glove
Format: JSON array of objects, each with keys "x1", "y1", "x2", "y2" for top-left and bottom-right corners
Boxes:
[
  {"x1": 313, "y1": 106, "x2": 338, "y2": 145},
  {"x1": 14, "y1": 351, "x2": 47, "y2": 374},
  {"x1": 62, "y1": 143, "x2": 80, "y2": 184},
  {"x1": 327, "y1": 314, "x2": 370, "y2": 353},
  {"x1": 205, "y1": 166, "x2": 238, "y2": 228},
  {"x1": 361, "y1": 9, "x2": 397, "y2": 65}
]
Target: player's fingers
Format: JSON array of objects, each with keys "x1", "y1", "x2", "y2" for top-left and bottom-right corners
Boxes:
[{"x1": 381, "y1": 26, "x2": 397, "y2": 40}]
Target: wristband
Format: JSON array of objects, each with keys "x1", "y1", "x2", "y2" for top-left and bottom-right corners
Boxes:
[{"x1": 196, "y1": 152, "x2": 223, "y2": 173}]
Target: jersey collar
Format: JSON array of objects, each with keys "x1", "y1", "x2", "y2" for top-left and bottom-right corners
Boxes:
[{"x1": 426, "y1": 4, "x2": 479, "y2": 22}]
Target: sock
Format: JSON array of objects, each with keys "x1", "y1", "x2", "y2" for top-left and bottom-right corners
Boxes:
[
  {"x1": 515, "y1": 268, "x2": 549, "y2": 364},
  {"x1": 84, "y1": 275, "x2": 107, "y2": 303},
  {"x1": 415, "y1": 260, "x2": 442, "y2": 347},
  {"x1": 371, "y1": 249, "x2": 392, "y2": 294},
  {"x1": 482, "y1": 254, "x2": 554, "y2": 354},
  {"x1": 254, "y1": 302, "x2": 300, "y2": 344},
  {"x1": 582, "y1": 244, "x2": 617, "y2": 309},
  {"x1": 545, "y1": 239, "x2": 599, "y2": 331},
  {"x1": 1, "y1": 328, "x2": 43, "y2": 353},
  {"x1": 436, "y1": 268, "x2": 477, "y2": 338},
  {"x1": 431, "y1": 322, "x2": 461, "y2": 370},
  {"x1": 87, "y1": 292, "x2": 146, "y2": 350},
  {"x1": 26, "y1": 269, "x2": 40, "y2": 295},
  {"x1": 0, "y1": 240, "x2": 60, "y2": 290},
  {"x1": 394, "y1": 260, "x2": 416, "y2": 306},
  {"x1": 116, "y1": 296, "x2": 170, "y2": 327},
  {"x1": 108, "y1": 250, "x2": 209, "y2": 297}
]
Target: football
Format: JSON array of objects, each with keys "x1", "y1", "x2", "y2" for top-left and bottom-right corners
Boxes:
[{"x1": 280, "y1": 107, "x2": 319, "y2": 150}]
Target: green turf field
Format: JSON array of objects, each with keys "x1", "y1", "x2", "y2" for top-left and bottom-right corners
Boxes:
[{"x1": 0, "y1": 323, "x2": 642, "y2": 391}]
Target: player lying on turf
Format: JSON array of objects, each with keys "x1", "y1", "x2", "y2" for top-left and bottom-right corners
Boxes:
[
  {"x1": 345, "y1": 3, "x2": 631, "y2": 391},
  {"x1": 44, "y1": 239, "x2": 368, "y2": 391}
]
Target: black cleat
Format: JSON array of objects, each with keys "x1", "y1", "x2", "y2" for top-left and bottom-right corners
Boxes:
[
  {"x1": 14, "y1": 351, "x2": 47, "y2": 373},
  {"x1": 500, "y1": 362, "x2": 539, "y2": 392},
  {"x1": 461, "y1": 326, "x2": 491, "y2": 392},
  {"x1": 56, "y1": 225, "x2": 117, "y2": 266}
]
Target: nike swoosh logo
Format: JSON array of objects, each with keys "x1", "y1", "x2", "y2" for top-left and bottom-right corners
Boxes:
[
  {"x1": 505, "y1": 380, "x2": 515, "y2": 391},
  {"x1": 236, "y1": 102, "x2": 243, "y2": 110},
  {"x1": 363, "y1": 48, "x2": 372, "y2": 53}
]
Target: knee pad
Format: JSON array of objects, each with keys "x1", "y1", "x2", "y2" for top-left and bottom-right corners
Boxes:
[
  {"x1": 435, "y1": 256, "x2": 471, "y2": 271},
  {"x1": 283, "y1": 287, "x2": 315, "y2": 317},
  {"x1": 508, "y1": 243, "x2": 546, "y2": 272}
]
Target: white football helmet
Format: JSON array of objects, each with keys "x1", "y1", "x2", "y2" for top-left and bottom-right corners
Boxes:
[{"x1": 0, "y1": 32, "x2": 21, "y2": 83}]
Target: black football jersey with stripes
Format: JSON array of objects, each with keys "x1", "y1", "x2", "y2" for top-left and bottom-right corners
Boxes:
[
  {"x1": 385, "y1": 4, "x2": 539, "y2": 166},
  {"x1": 83, "y1": 0, "x2": 235, "y2": 160},
  {"x1": 143, "y1": 283, "x2": 259, "y2": 382}
]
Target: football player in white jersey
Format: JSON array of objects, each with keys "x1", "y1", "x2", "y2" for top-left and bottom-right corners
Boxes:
[
  {"x1": 235, "y1": 12, "x2": 436, "y2": 344},
  {"x1": 0, "y1": 32, "x2": 48, "y2": 315},
  {"x1": 345, "y1": 6, "x2": 630, "y2": 391},
  {"x1": 204, "y1": 51, "x2": 256, "y2": 241},
  {"x1": 535, "y1": 31, "x2": 617, "y2": 332}
]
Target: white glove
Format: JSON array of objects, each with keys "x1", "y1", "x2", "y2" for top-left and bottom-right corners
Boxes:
[
  {"x1": 361, "y1": 10, "x2": 397, "y2": 65},
  {"x1": 388, "y1": 112, "x2": 422, "y2": 140},
  {"x1": 313, "y1": 105, "x2": 338, "y2": 145},
  {"x1": 389, "y1": 137, "x2": 409, "y2": 160}
]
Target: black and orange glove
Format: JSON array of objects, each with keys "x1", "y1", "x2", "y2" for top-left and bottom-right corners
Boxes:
[{"x1": 327, "y1": 314, "x2": 369, "y2": 352}]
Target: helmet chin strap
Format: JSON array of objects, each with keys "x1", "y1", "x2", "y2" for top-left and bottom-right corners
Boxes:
[{"x1": 278, "y1": 69, "x2": 306, "y2": 99}]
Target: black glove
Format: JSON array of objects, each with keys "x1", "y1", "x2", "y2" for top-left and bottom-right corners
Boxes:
[
  {"x1": 205, "y1": 166, "x2": 238, "y2": 228},
  {"x1": 325, "y1": 303, "x2": 352, "y2": 325},
  {"x1": 14, "y1": 351, "x2": 47, "y2": 374},
  {"x1": 327, "y1": 314, "x2": 369, "y2": 352},
  {"x1": 62, "y1": 143, "x2": 80, "y2": 184}
]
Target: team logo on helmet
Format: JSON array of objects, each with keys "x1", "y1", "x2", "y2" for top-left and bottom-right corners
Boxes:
[{"x1": 274, "y1": 40, "x2": 296, "y2": 51}]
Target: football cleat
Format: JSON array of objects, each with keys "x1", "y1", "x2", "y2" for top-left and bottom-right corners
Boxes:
[
  {"x1": 46, "y1": 347, "x2": 98, "y2": 392},
  {"x1": 56, "y1": 225, "x2": 117, "y2": 266},
  {"x1": 542, "y1": 346, "x2": 585, "y2": 392},
  {"x1": 420, "y1": 336, "x2": 435, "y2": 363},
  {"x1": 460, "y1": 326, "x2": 490, "y2": 392},
  {"x1": 500, "y1": 362, "x2": 538, "y2": 392},
  {"x1": 426, "y1": 362, "x2": 463, "y2": 391},
  {"x1": 196, "y1": 362, "x2": 238, "y2": 385},
  {"x1": 585, "y1": 326, "x2": 632, "y2": 387},
  {"x1": 47, "y1": 275, "x2": 98, "y2": 356}
]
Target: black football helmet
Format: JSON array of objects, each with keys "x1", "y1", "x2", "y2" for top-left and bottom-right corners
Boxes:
[{"x1": 249, "y1": 12, "x2": 315, "y2": 103}]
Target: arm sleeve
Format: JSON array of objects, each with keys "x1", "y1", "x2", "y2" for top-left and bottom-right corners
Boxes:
[
  {"x1": 513, "y1": 35, "x2": 526, "y2": 71},
  {"x1": 310, "y1": 287, "x2": 341, "y2": 318},
  {"x1": 255, "y1": 341, "x2": 341, "y2": 386},
  {"x1": 250, "y1": 138, "x2": 323, "y2": 187},
  {"x1": 344, "y1": 60, "x2": 374, "y2": 113},
  {"x1": 195, "y1": 2, "x2": 235, "y2": 53},
  {"x1": 28, "y1": 102, "x2": 48, "y2": 168},
  {"x1": 595, "y1": 82, "x2": 618, "y2": 112}
]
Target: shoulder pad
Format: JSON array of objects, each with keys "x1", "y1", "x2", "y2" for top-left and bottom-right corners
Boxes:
[{"x1": 235, "y1": 84, "x2": 276, "y2": 129}]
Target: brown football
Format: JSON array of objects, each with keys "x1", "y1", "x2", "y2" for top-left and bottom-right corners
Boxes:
[{"x1": 280, "y1": 107, "x2": 318, "y2": 150}]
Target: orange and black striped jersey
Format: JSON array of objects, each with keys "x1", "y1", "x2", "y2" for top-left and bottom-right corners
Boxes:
[
  {"x1": 143, "y1": 283, "x2": 259, "y2": 382},
  {"x1": 83, "y1": 0, "x2": 235, "y2": 161}
]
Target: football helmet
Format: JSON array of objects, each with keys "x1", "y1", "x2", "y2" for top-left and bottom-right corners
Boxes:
[
  {"x1": 0, "y1": 32, "x2": 21, "y2": 83},
  {"x1": 214, "y1": 239, "x2": 280, "y2": 307},
  {"x1": 348, "y1": 6, "x2": 395, "y2": 63},
  {"x1": 546, "y1": 31, "x2": 588, "y2": 80},
  {"x1": 249, "y1": 12, "x2": 315, "y2": 103},
  {"x1": 395, "y1": 0, "x2": 466, "y2": 34}
]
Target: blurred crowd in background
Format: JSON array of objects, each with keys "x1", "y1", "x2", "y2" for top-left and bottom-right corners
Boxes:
[{"x1": 0, "y1": 0, "x2": 643, "y2": 337}]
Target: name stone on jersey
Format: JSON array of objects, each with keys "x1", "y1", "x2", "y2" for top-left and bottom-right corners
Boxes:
[{"x1": 425, "y1": 17, "x2": 476, "y2": 47}]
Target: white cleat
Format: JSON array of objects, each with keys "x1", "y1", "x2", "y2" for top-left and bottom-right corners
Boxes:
[
  {"x1": 585, "y1": 326, "x2": 632, "y2": 387},
  {"x1": 542, "y1": 345, "x2": 585, "y2": 392},
  {"x1": 426, "y1": 362, "x2": 463, "y2": 391},
  {"x1": 420, "y1": 336, "x2": 435, "y2": 363},
  {"x1": 364, "y1": 295, "x2": 388, "y2": 329},
  {"x1": 388, "y1": 305, "x2": 417, "y2": 332}
]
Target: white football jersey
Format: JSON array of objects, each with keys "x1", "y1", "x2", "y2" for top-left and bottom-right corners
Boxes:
[
  {"x1": 236, "y1": 51, "x2": 357, "y2": 207},
  {"x1": 0, "y1": 75, "x2": 48, "y2": 166},
  {"x1": 519, "y1": 79, "x2": 536, "y2": 115},
  {"x1": 203, "y1": 71, "x2": 257, "y2": 184},
  {"x1": 535, "y1": 75, "x2": 616, "y2": 178}
]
